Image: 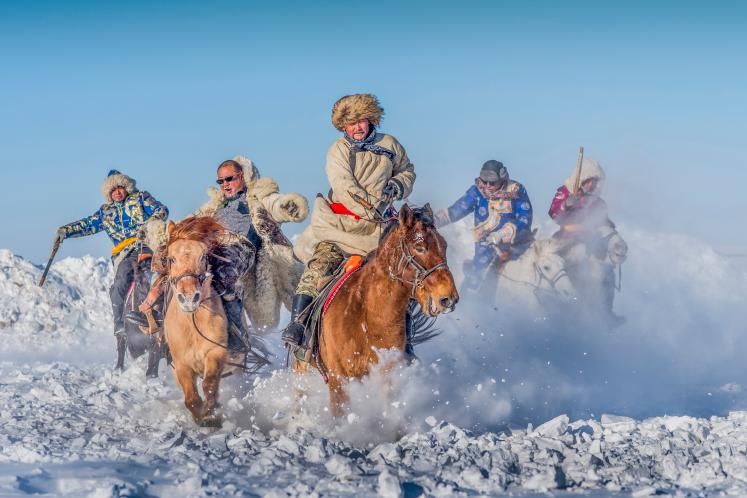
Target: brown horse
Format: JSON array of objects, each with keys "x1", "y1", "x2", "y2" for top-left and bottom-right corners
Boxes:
[
  {"x1": 295, "y1": 204, "x2": 459, "y2": 416},
  {"x1": 164, "y1": 216, "x2": 246, "y2": 427}
]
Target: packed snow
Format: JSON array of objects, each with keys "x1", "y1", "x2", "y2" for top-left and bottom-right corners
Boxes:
[{"x1": 1, "y1": 224, "x2": 747, "y2": 496}]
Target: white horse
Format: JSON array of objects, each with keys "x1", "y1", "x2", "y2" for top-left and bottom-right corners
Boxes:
[
  {"x1": 558, "y1": 226, "x2": 628, "y2": 323},
  {"x1": 489, "y1": 238, "x2": 577, "y2": 313}
]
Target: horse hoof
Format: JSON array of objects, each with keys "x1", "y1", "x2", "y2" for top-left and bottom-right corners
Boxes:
[{"x1": 199, "y1": 416, "x2": 223, "y2": 428}]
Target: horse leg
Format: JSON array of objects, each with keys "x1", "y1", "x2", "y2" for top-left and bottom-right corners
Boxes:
[
  {"x1": 174, "y1": 364, "x2": 203, "y2": 424},
  {"x1": 328, "y1": 375, "x2": 348, "y2": 418},
  {"x1": 200, "y1": 353, "x2": 224, "y2": 427},
  {"x1": 145, "y1": 336, "x2": 160, "y2": 378}
]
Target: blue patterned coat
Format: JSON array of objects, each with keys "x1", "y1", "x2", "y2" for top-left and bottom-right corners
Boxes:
[{"x1": 61, "y1": 191, "x2": 168, "y2": 247}]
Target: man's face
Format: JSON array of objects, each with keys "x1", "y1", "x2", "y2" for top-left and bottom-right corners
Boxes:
[
  {"x1": 217, "y1": 165, "x2": 244, "y2": 198},
  {"x1": 110, "y1": 186, "x2": 128, "y2": 202},
  {"x1": 344, "y1": 119, "x2": 371, "y2": 141},
  {"x1": 581, "y1": 177, "x2": 599, "y2": 195}
]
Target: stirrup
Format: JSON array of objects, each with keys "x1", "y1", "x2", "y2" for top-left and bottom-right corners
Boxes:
[{"x1": 291, "y1": 344, "x2": 313, "y2": 363}]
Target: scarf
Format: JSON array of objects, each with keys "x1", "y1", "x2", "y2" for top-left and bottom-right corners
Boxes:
[{"x1": 344, "y1": 129, "x2": 396, "y2": 162}]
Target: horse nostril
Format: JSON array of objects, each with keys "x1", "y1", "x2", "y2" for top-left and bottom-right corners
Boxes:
[
  {"x1": 440, "y1": 297, "x2": 452, "y2": 309},
  {"x1": 192, "y1": 292, "x2": 201, "y2": 305},
  {"x1": 176, "y1": 294, "x2": 186, "y2": 304}
]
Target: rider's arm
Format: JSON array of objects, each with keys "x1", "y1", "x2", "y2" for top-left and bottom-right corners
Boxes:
[
  {"x1": 388, "y1": 138, "x2": 416, "y2": 199},
  {"x1": 548, "y1": 186, "x2": 572, "y2": 224},
  {"x1": 59, "y1": 208, "x2": 105, "y2": 239},
  {"x1": 138, "y1": 191, "x2": 169, "y2": 221},
  {"x1": 260, "y1": 191, "x2": 308, "y2": 223},
  {"x1": 511, "y1": 185, "x2": 533, "y2": 233},
  {"x1": 326, "y1": 141, "x2": 373, "y2": 218},
  {"x1": 445, "y1": 186, "x2": 480, "y2": 224}
]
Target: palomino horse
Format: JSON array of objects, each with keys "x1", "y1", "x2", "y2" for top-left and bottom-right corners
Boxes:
[
  {"x1": 164, "y1": 216, "x2": 249, "y2": 427},
  {"x1": 490, "y1": 238, "x2": 577, "y2": 313},
  {"x1": 295, "y1": 204, "x2": 459, "y2": 417}
]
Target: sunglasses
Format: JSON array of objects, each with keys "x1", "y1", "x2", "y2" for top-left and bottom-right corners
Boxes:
[
  {"x1": 479, "y1": 178, "x2": 502, "y2": 187},
  {"x1": 216, "y1": 175, "x2": 241, "y2": 185}
]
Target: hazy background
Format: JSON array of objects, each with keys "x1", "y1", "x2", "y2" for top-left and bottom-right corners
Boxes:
[{"x1": 1, "y1": 0, "x2": 745, "y2": 262}]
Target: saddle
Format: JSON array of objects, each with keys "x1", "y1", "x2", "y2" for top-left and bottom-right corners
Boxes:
[{"x1": 297, "y1": 255, "x2": 364, "y2": 369}]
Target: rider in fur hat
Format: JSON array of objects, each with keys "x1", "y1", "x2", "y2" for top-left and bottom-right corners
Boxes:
[
  {"x1": 549, "y1": 157, "x2": 628, "y2": 324},
  {"x1": 435, "y1": 160, "x2": 533, "y2": 293},
  {"x1": 282, "y1": 93, "x2": 416, "y2": 361},
  {"x1": 56, "y1": 169, "x2": 168, "y2": 363}
]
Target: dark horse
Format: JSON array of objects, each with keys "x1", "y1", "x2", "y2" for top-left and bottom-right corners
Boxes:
[
  {"x1": 118, "y1": 248, "x2": 169, "y2": 378},
  {"x1": 294, "y1": 204, "x2": 459, "y2": 416}
]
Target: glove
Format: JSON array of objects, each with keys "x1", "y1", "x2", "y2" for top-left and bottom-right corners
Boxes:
[
  {"x1": 609, "y1": 238, "x2": 628, "y2": 265},
  {"x1": 564, "y1": 194, "x2": 580, "y2": 210},
  {"x1": 434, "y1": 209, "x2": 451, "y2": 228},
  {"x1": 485, "y1": 224, "x2": 516, "y2": 245},
  {"x1": 54, "y1": 227, "x2": 66, "y2": 245},
  {"x1": 373, "y1": 198, "x2": 391, "y2": 220},
  {"x1": 281, "y1": 199, "x2": 299, "y2": 218},
  {"x1": 382, "y1": 178, "x2": 404, "y2": 201}
]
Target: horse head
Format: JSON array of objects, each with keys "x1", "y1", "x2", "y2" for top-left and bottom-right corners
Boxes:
[
  {"x1": 386, "y1": 204, "x2": 459, "y2": 317},
  {"x1": 166, "y1": 217, "x2": 223, "y2": 313},
  {"x1": 533, "y1": 238, "x2": 576, "y2": 301}
]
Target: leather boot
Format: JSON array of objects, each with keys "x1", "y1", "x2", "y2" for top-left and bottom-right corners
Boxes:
[
  {"x1": 223, "y1": 298, "x2": 249, "y2": 350},
  {"x1": 281, "y1": 294, "x2": 313, "y2": 353}
]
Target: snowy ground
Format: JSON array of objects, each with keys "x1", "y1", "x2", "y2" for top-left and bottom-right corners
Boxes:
[{"x1": 1, "y1": 225, "x2": 747, "y2": 497}]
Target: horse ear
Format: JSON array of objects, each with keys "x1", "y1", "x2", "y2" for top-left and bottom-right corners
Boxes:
[
  {"x1": 399, "y1": 203, "x2": 413, "y2": 226},
  {"x1": 422, "y1": 203, "x2": 434, "y2": 223},
  {"x1": 167, "y1": 220, "x2": 176, "y2": 239}
]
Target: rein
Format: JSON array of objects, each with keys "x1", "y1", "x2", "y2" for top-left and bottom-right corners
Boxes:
[{"x1": 388, "y1": 238, "x2": 449, "y2": 298}]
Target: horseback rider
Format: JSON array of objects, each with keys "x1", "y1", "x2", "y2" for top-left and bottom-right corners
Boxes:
[
  {"x1": 55, "y1": 169, "x2": 168, "y2": 365},
  {"x1": 434, "y1": 160, "x2": 533, "y2": 292},
  {"x1": 548, "y1": 157, "x2": 627, "y2": 323},
  {"x1": 281, "y1": 93, "x2": 416, "y2": 360},
  {"x1": 139, "y1": 156, "x2": 308, "y2": 341}
]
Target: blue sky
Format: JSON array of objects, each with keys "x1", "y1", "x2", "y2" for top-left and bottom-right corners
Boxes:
[{"x1": 1, "y1": 0, "x2": 745, "y2": 263}]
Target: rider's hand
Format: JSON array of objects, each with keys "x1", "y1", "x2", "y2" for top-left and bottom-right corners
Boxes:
[
  {"x1": 434, "y1": 209, "x2": 451, "y2": 228},
  {"x1": 373, "y1": 198, "x2": 391, "y2": 220},
  {"x1": 486, "y1": 224, "x2": 516, "y2": 245},
  {"x1": 54, "y1": 227, "x2": 66, "y2": 245},
  {"x1": 382, "y1": 178, "x2": 404, "y2": 201},
  {"x1": 564, "y1": 194, "x2": 579, "y2": 210},
  {"x1": 281, "y1": 199, "x2": 299, "y2": 217}
]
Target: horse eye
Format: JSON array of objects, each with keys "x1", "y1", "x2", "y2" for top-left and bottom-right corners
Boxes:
[{"x1": 414, "y1": 246, "x2": 425, "y2": 254}]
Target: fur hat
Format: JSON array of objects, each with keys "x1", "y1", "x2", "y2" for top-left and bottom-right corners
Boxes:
[
  {"x1": 331, "y1": 93, "x2": 384, "y2": 131},
  {"x1": 101, "y1": 169, "x2": 137, "y2": 203},
  {"x1": 563, "y1": 158, "x2": 606, "y2": 194}
]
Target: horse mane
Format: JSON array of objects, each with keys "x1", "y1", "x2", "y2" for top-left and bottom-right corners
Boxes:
[
  {"x1": 379, "y1": 206, "x2": 435, "y2": 245},
  {"x1": 168, "y1": 216, "x2": 226, "y2": 252}
]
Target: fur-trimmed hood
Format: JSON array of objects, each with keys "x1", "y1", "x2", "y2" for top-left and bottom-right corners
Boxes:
[
  {"x1": 564, "y1": 158, "x2": 606, "y2": 194},
  {"x1": 331, "y1": 93, "x2": 384, "y2": 131},
  {"x1": 101, "y1": 170, "x2": 137, "y2": 203}
]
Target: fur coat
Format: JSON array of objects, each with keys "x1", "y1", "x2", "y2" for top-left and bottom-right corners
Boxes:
[
  {"x1": 193, "y1": 156, "x2": 308, "y2": 332},
  {"x1": 294, "y1": 134, "x2": 415, "y2": 262}
]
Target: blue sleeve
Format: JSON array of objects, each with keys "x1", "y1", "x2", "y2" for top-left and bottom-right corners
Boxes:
[
  {"x1": 139, "y1": 191, "x2": 169, "y2": 220},
  {"x1": 511, "y1": 186, "x2": 533, "y2": 232},
  {"x1": 61, "y1": 208, "x2": 105, "y2": 239},
  {"x1": 446, "y1": 186, "x2": 479, "y2": 223}
]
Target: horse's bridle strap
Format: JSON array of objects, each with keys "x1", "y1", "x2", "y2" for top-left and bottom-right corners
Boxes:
[{"x1": 389, "y1": 239, "x2": 449, "y2": 297}]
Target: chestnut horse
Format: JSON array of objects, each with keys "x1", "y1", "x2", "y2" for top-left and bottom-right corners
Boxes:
[
  {"x1": 295, "y1": 204, "x2": 459, "y2": 416},
  {"x1": 164, "y1": 217, "x2": 247, "y2": 427}
]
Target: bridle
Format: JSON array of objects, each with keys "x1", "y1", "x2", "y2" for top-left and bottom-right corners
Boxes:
[
  {"x1": 534, "y1": 260, "x2": 569, "y2": 291},
  {"x1": 388, "y1": 237, "x2": 449, "y2": 298},
  {"x1": 166, "y1": 252, "x2": 212, "y2": 307}
]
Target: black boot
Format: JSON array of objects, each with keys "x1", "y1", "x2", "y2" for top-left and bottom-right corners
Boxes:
[
  {"x1": 145, "y1": 337, "x2": 161, "y2": 378},
  {"x1": 222, "y1": 299, "x2": 246, "y2": 349},
  {"x1": 281, "y1": 294, "x2": 313, "y2": 354},
  {"x1": 115, "y1": 330, "x2": 127, "y2": 371}
]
